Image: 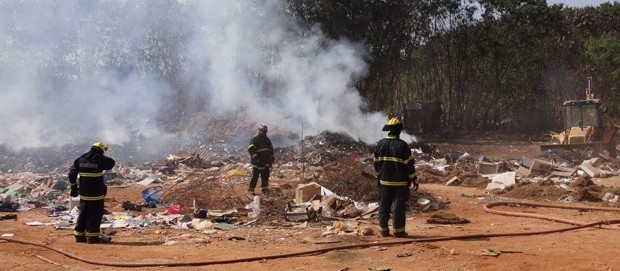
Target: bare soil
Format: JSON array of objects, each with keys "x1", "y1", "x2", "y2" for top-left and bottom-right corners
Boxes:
[{"x1": 1, "y1": 140, "x2": 620, "y2": 271}]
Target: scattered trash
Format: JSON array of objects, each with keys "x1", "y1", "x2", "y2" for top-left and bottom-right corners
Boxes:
[
  {"x1": 0, "y1": 201, "x2": 19, "y2": 212},
  {"x1": 417, "y1": 198, "x2": 430, "y2": 205},
  {"x1": 480, "y1": 248, "x2": 501, "y2": 257},
  {"x1": 213, "y1": 223, "x2": 238, "y2": 230},
  {"x1": 0, "y1": 214, "x2": 17, "y2": 220},
  {"x1": 427, "y1": 212, "x2": 470, "y2": 224},
  {"x1": 166, "y1": 204, "x2": 181, "y2": 215},
  {"x1": 248, "y1": 196, "x2": 261, "y2": 218},
  {"x1": 226, "y1": 234, "x2": 245, "y2": 241},
  {"x1": 142, "y1": 186, "x2": 163, "y2": 204},
  {"x1": 137, "y1": 175, "x2": 161, "y2": 186},
  {"x1": 122, "y1": 201, "x2": 142, "y2": 211},
  {"x1": 194, "y1": 208, "x2": 208, "y2": 218},
  {"x1": 226, "y1": 169, "x2": 248, "y2": 177}
]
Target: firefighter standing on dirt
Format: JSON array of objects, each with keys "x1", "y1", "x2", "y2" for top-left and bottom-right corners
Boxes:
[
  {"x1": 374, "y1": 117, "x2": 418, "y2": 238},
  {"x1": 69, "y1": 142, "x2": 115, "y2": 244},
  {"x1": 248, "y1": 124, "x2": 275, "y2": 195}
]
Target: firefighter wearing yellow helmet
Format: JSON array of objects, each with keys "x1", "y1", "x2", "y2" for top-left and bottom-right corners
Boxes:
[
  {"x1": 247, "y1": 124, "x2": 275, "y2": 195},
  {"x1": 374, "y1": 117, "x2": 418, "y2": 238},
  {"x1": 68, "y1": 142, "x2": 116, "y2": 243}
]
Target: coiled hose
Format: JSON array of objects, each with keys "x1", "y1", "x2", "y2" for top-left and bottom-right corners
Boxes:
[{"x1": 1, "y1": 201, "x2": 619, "y2": 267}]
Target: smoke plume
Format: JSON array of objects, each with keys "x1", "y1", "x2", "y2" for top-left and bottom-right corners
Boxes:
[{"x1": 0, "y1": 0, "x2": 390, "y2": 160}]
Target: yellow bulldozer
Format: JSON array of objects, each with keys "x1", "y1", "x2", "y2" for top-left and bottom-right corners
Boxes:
[{"x1": 541, "y1": 79, "x2": 619, "y2": 156}]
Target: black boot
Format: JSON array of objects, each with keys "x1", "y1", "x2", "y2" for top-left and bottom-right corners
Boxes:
[
  {"x1": 87, "y1": 236, "x2": 102, "y2": 244},
  {"x1": 394, "y1": 231, "x2": 408, "y2": 238},
  {"x1": 75, "y1": 236, "x2": 86, "y2": 243}
]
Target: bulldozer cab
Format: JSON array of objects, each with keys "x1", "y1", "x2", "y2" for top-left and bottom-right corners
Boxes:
[
  {"x1": 562, "y1": 99, "x2": 603, "y2": 142},
  {"x1": 542, "y1": 97, "x2": 618, "y2": 156}
]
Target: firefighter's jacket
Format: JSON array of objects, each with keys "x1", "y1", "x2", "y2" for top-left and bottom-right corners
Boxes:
[
  {"x1": 68, "y1": 150, "x2": 116, "y2": 201},
  {"x1": 248, "y1": 134, "x2": 274, "y2": 170},
  {"x1": 373, "y1": 135, "x2": 416, "y2": 186}
]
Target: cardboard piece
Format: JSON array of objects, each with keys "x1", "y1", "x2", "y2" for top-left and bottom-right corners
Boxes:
[
  {"x1": 485, "y1": 172, "x2": 516, "y2": 190},
  {"x1": 578, "y1": 163, "x2": 600, "y2": 178},
  {"x1": 530, "y1": 159, "x2": 552, "y2": 173},
  {"x1": 515, "y1": 166, "x2": 531, "y2": 177},
  {"x1": 446, "y1": 176, "x2": 461, "y2": 186},
  {"x1": 478, "y1": 162, "x2": 501, "y2": 175},
  {"x1": 295, "y1": 182, "x2": 322, "y2": 204},
  {"x1": 2, "y1": 183, "x2": 25, "y2": 195},
  {"x1": 137, "y1": 175, "x2": 160, "y2": 186},
  {"x1": 521, "y1": 156, "x2": 533, "y2": 168},
  {"x1": 550, "y1": 170, "x2": 575, "y2": 177}
]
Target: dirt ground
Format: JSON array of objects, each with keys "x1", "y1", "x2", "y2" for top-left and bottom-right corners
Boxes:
[{"x1": 1, "y1": 140, "x2": 620, "y2": 271}]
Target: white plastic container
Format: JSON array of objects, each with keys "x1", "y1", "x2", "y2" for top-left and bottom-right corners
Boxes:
[
  {"x1": 69, "y1": 196, "x2": 80, "y2": 211},
  {"x1": 249, "y1": 196, "x2": 261, "y2": 218}
]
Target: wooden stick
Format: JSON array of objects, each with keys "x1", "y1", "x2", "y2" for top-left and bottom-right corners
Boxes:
[{"x1": 35, "y1": 255, "x2": 62, "y2": 266}]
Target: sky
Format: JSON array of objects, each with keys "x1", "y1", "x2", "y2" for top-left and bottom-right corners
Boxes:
[{"x1": 547, "y1": 0, "x2": 619, "y2": 7}]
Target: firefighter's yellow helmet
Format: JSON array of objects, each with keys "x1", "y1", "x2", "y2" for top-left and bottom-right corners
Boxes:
[
  {"x1": 387, "y1": 117, "x2": 401, "y2": 126},
  {"x1": 91, "y1": 142, "x2": 109, "y2": 152},
  {"x1": 382, "y1": 117, "x2": 403, "y2": 132}
]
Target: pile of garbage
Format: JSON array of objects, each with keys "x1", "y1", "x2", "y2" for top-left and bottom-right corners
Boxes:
[{"x1": 3, "y1": 130, "x2": 620, "y2": 238}]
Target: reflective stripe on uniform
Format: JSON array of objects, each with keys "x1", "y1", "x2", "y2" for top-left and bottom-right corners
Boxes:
[
  {"x1": 79, "y1": 172, "x2": 104, "y2": 177},
  {"x1": 248, "y1": 144, "x2": 254, "y2": 149},
  {"x1": 374, "y1": 154, "x2": 414, "y2": 164},
  {"x1": 379, "y1": 180, "x2": 409, "y2": 186},
  {"x1": 393, "y1": 227, "x2": 406, "y2": 233},
  {"x1": 256, "y1": 148, "x2": 270, "y2": 153},
  {"x1": 85, "y1": 231, "x2": 100, "y2": 237},
  {"x1": 80, "y1": 195, "x2": 105, "y2": 201},
  {"x1": 74, "y1": 231, "x2": 85, "y2": 236}
]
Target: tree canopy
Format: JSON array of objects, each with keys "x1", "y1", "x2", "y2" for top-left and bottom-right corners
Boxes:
[{"x1": 287, "y1": 0, "x2": 620, "y2": 135}]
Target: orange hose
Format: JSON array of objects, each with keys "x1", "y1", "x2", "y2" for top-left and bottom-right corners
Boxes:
[{"x1": 483, "y1": 201, "x2": 620, "y2": 226}]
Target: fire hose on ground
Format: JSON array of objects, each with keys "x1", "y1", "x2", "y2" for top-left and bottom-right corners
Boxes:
[{"x1": 1, "y1": 201, "x2": 619, "y2": 268}]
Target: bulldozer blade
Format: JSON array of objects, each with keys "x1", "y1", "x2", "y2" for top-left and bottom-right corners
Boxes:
[{"x1": 540, "y1": 142, "x2": 603, "y2": 154}]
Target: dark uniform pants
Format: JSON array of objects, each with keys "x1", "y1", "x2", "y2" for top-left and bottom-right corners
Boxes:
[
  {"x1": 74, "y1": 200, "x2": 104, "y2": 238},
  {"x1": 378, "y1": 185, "x2": 410, "y2": 233},
  {"x1": 249, "y1": 167, "x2": 270, "y2": 191}
]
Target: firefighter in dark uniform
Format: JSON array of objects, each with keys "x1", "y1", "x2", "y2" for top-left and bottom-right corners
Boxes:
[
  {"x1": 248, "y1": 124, "x2": 275, "y2": 195},
  {"x1": 69, "y1": 142, "x2": 116, "y2": 243},
  {"x1": 374, "y1": 117, "x2": 418, "y2": 238}
]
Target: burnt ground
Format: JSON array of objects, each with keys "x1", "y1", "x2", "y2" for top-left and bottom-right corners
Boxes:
[{"x1": 1, "y1": 134, "x2": 620, "y2": 271}]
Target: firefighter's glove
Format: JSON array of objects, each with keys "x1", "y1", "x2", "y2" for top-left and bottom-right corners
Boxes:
[{"x1": 70, "y1": 185, "x2": 78, "y2": 197}]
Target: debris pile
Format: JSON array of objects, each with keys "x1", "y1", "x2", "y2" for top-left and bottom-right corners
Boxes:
[{"x1": 2, "y1": 129, "x2": 620, "y2": 239}]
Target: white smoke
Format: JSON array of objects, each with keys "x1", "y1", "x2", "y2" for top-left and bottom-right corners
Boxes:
[{"x1": 0, "y1": 0, "x2": 390, "y2": 155}]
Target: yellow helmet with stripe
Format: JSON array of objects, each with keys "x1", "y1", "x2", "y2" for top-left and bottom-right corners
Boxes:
[
  {"x1": 91, "y1": 142, "x2": 109, "y2": 152},
  {"x1": 382, "y1": 117, "x2": 403, "y2": 132}
]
